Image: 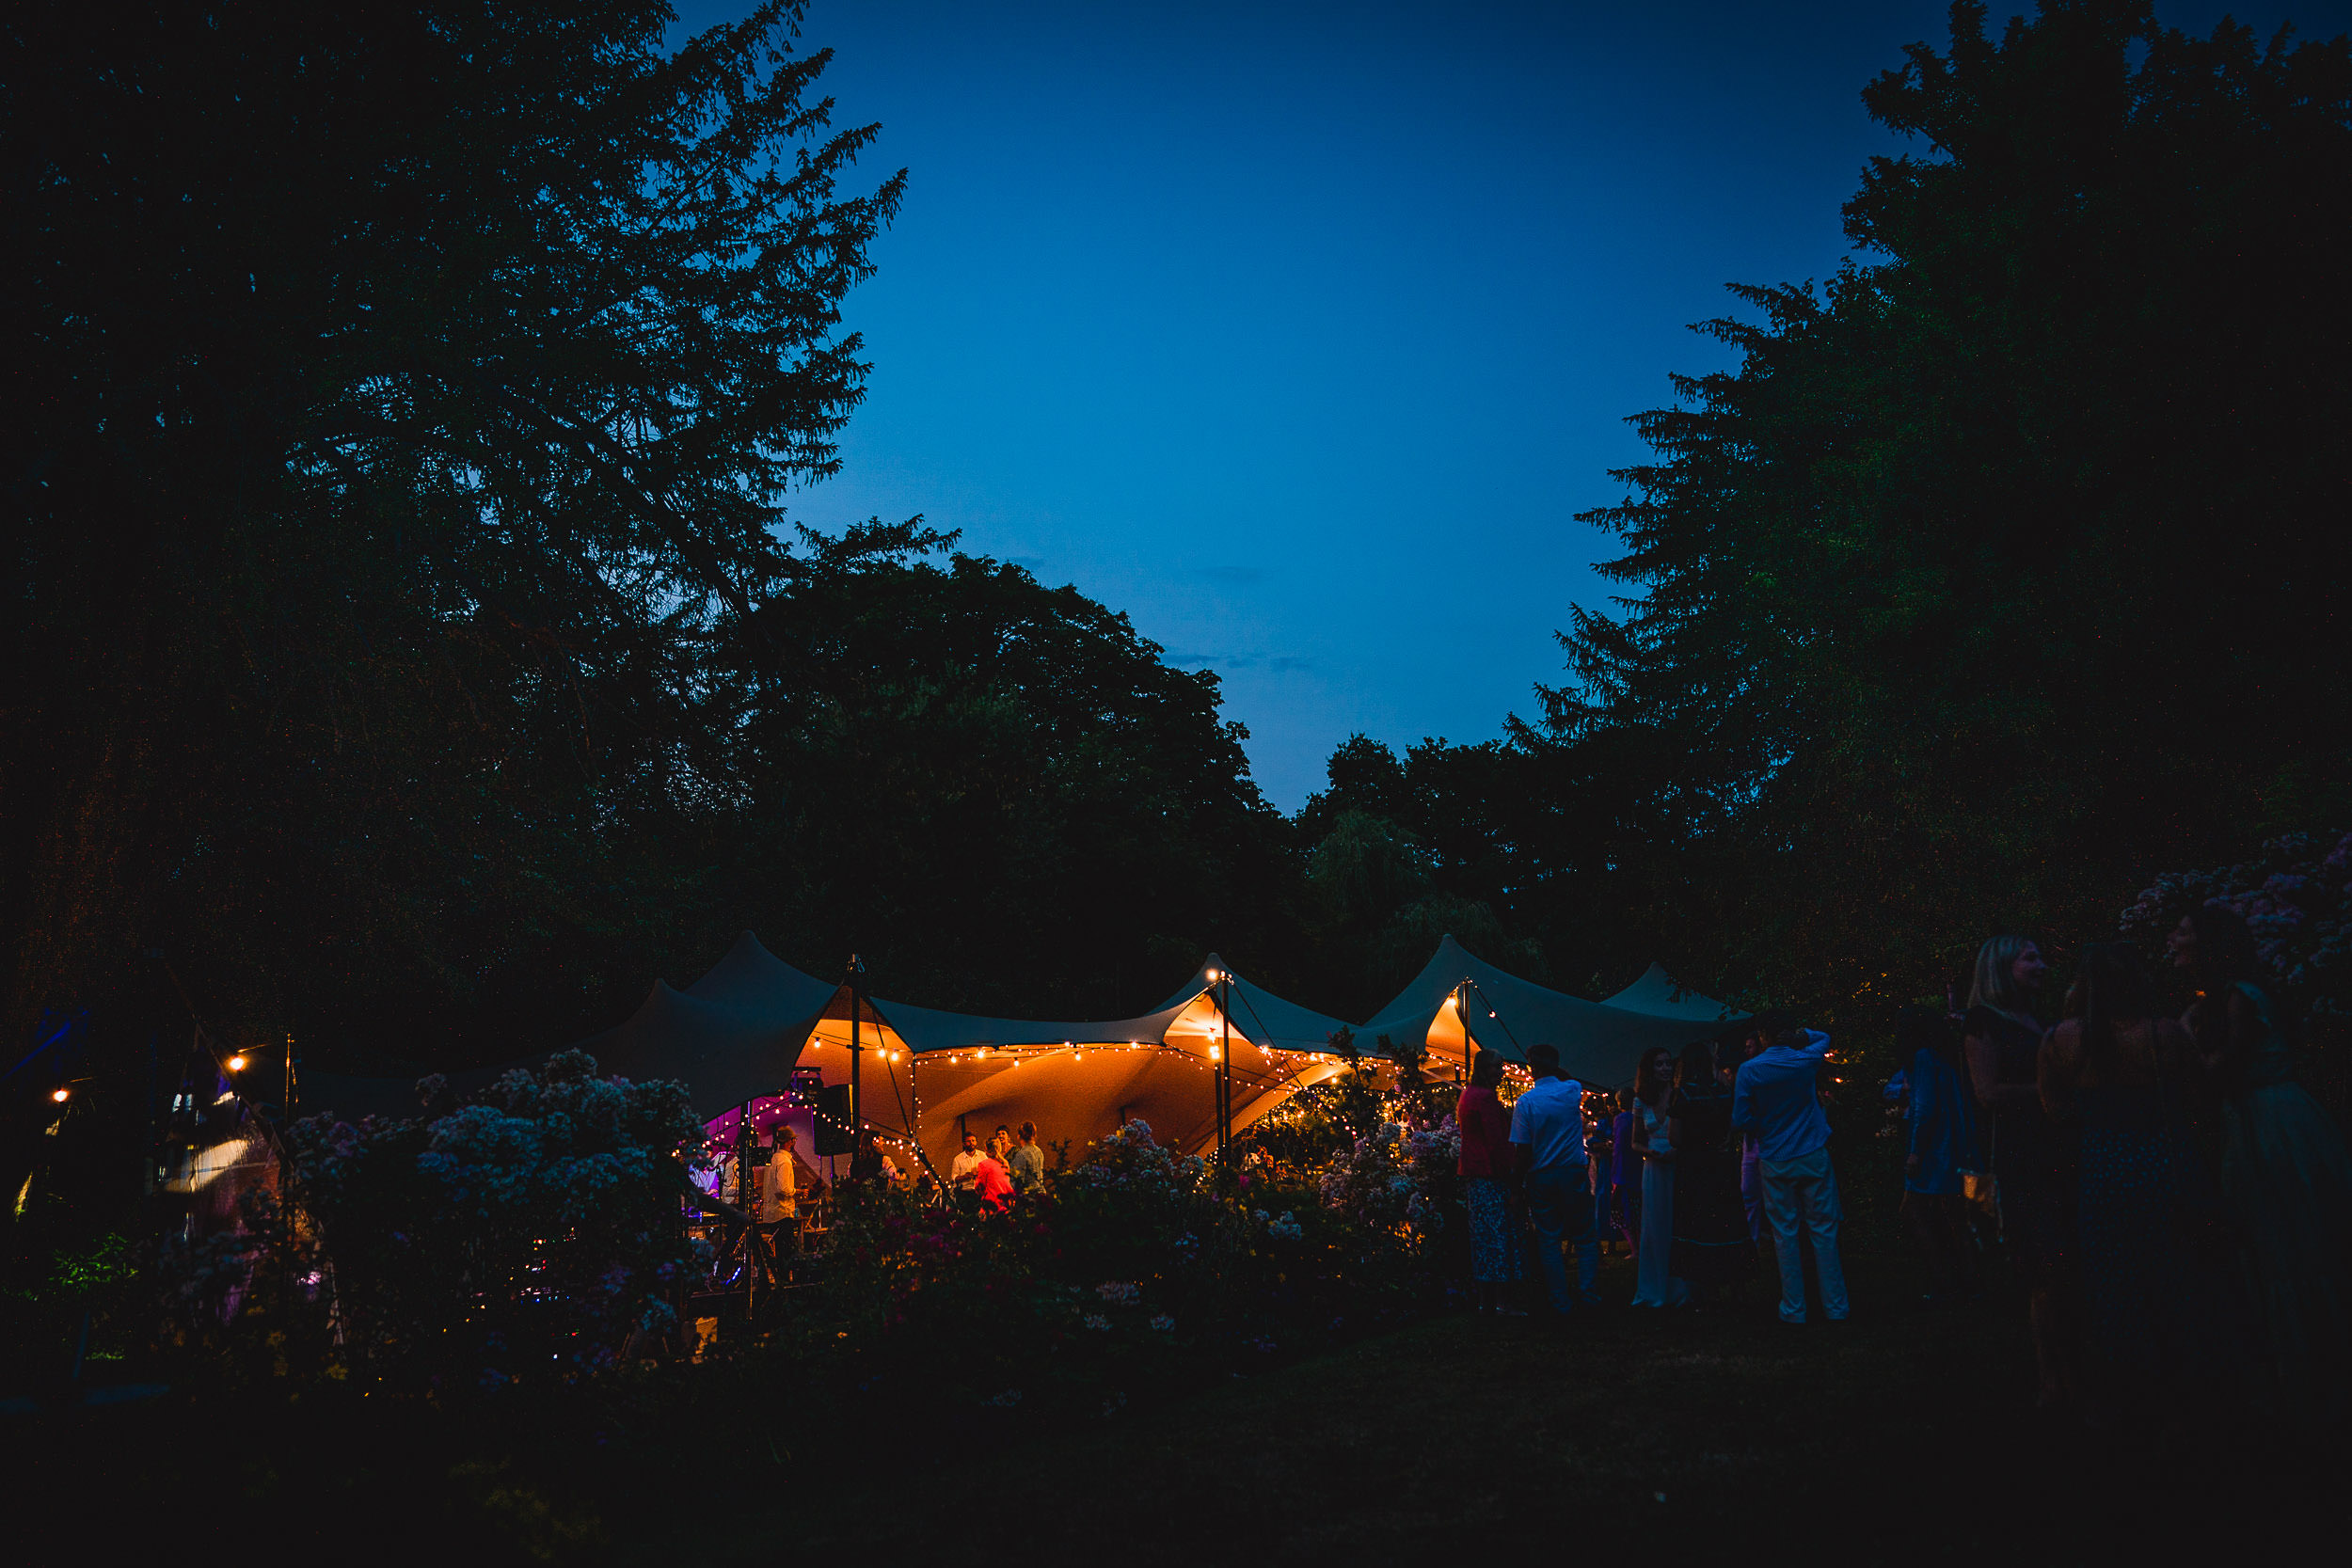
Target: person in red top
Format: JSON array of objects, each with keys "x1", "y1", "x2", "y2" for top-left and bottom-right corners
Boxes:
[
  {"x1": 974, "y1": 1149, "x2": 1016, "y2": 1212},
  {"x1": 1456, "y1": 1049, "x2": 1526, "y2": 1315}
]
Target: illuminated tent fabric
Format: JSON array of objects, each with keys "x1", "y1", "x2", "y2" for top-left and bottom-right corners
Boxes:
[
  {"x1": 568, "y1": 933, "x2": 1360, "y2": 1170},
  {"x1": 1601, "y1": 962, "x2": 1743, "y2": 1025},
  {"x1": 865, "y1": 956, "x2": 1359, "y2": 1169},
  {"x1": 1357, "y1": 935, "x2": 1745, "y2": 1088}
]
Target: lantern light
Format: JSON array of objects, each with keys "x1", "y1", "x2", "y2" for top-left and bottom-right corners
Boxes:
[
  {"x1": 227, "y1": 1053, "x2": 248, "y2": 1072},
  {"x1": 51, "y1": 1087, "x2": 70, "y2": 1103}
]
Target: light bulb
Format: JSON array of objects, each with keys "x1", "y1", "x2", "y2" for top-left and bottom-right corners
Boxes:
[
  {"x1": 227, "y1": 1054, "x2": 248, "y2": 1072},
  {"x1": 51, "y1": 1087, "x2": 70, "y2": 1103},
  {"x1": 1208, "y1": 1046, "x2": 1221, "y2": 1060}
]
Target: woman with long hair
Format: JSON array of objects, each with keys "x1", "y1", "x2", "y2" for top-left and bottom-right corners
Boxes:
[
  {"x1": 2041, "y1": 942, "x2": 2236, "y2": 1418},
  {"x1": 2172, "y1": 904, "x2": 2351, "y2": 1420},
  {"x1": 1668, "y1": 1037, "x2": 1755, "y2": 1300},
  {"x1": 1630, "y1": 1045, "x2": 1689, "y2": 1307},
  {"x1": 1455, "y1": 1048, "x2": 1526, "y2": 1315},
  {"x1": 1963, "y1": 933, "x2": 2076, "y2": 1405},
  {"x1": 1899, "y1": 1005, "x2": 1979, "y2": 1304}
]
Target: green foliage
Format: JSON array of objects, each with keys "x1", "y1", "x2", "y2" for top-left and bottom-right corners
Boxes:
[
  {"x1": 712, "y1": 532, "x2": 1303, "y2": 1017},
  {"x1": 1553, "y1": 0, "x2": 2352, "y2": 1007},
  {"x1": 784, "y1": 1119, "x2": 1445, "y2": 1418},
  {"x1": 167, "y1": 1051, "x2": 705, "y2": 1396},
  {"x1": 4, "y1": 0, "x2": 901, "y2": 1052},
  {"x1": 2121, "y1": 829, "x2": 2352, "y2": 1028},
  {"x1": 2, "y1": 2, "x2": 1306, "y2": 1064}
]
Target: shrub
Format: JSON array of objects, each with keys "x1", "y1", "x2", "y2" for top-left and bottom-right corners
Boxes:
[
  {"x1": 2121, "y1": 829, "x2": 2352, "y2": 1024},
  {"x1": 199, "y1": 1051, "x2": 706, "y2": 1397}
]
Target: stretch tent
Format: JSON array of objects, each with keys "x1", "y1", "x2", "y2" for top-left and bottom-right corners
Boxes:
[
  {"x1": 579, "y1": 932, "x2": 1364, "y2": 1172},
  {"x1": 1357, "y1": 935, "x2": 1747, "y2": 1088},
  {"x1": 1603, "y1": 962, "x2": 1744, "y2": 1024}
]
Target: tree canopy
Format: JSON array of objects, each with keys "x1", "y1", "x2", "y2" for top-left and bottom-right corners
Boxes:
[
  {"x1": 1295, "y1": 0, "x2": 2352, "y2": 1019},
  {"x1": 2, "y1": 3, "x2": 1299, "y2": 1065}
]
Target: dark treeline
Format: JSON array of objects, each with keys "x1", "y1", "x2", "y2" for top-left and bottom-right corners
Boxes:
[
  {"x1": 8, "y1": 0, "x2": 2350, "y2": 1091},
  {"x1": 2, "y1": 0, "x2": 1299, "y2": 1072},
  {"x1": 1295, "y1": 0, "x2": 2352, "y2": 1028}
]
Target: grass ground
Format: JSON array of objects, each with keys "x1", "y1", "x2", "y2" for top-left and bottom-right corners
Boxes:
[
  {"x1": 10, "y1": 1245, "x2": 2325, "y2": 1563},
  {"x1": 647, "y1": 1247, "x2": 2321, "y2": 1565}
]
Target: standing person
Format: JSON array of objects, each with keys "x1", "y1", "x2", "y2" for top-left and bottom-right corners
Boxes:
[
  {"x1": 1732, "y1": 1015, "x2": 1849, "y2": 1324},
  {"x1": 1630, "y1": 1046, "x2": 1689, "y2": 1308},
  {"x1": 765, "y1": 1125, "x2": 804, "y2": 1254},
  {"x1": 949, "y1": 1131, "x2": 986, "y2": 1195},
  {"x1": 2041, "y1": 942, "x2": 2237, "y2": 1418},
  {"x1": 1586, "y1": 1093, "x2": 1617, "y2": 1258},
  {"x1": 973, "y1": 1144, "x2": 1015, "y2": 1212},
  {"x1": 2173, "y1": 905, "x2": 2352, "y2": 1422},
  {"x1": 1737, "y1": 1033, "x2": 1767, "y2": 1242},
  {"x1": 1962, "y1": 934, "x2": 2075, "y2": 1405},
  {"x1": 1611, "y1": 1090, "x2": 1640, "y2": 1256},
  {"x1": 1456, "y1": 1049, "x2": 1526, "y2": 1315},
  {"x1": 850, "y1": 1130, "x2": 885, "y2": 1186},
  {"x1": 1007, "y1": 1120, "x2": 1047, "y2": 1191},
  {"x1": 1509, "y1": 1042, "x2": 1600, "y2": 1316},
  {"x1": 1669, "y1": 1038, "x2": 1755, "y2": 1301},
  {"x1": 1899, "y1": 1006, "x2": 1980, "y2": 1305}
]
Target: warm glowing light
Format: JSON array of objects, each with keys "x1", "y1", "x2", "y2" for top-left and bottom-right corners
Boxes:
[
  {"x1": 1208, "y1": 1046, "x2": 1221, "y2": 1060},
  {"x1": 1206, "y1": 969, "x2": 1222, "y2": 983},
  {"x1": 51, "y1": 1087, "x2": 70, "y2": 1103},
  {"x1": 227, "y1": 1053, "x2": 248, "y2": 1072}
]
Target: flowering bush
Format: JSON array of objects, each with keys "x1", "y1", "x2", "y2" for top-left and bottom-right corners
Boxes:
[
  {"x1": 218, "y1": 1051, "x2": 706, "y2": 1396},
  {"x1": 2121, "y1": 828, "x2": 2352, "y2": 1023},
  {"x1": 1316, "y1": 1117, "x2": 1457, "y2": 1242},
  {"x1": 803, "y1": 1116, "x2": 1451, "y2": 1418}
]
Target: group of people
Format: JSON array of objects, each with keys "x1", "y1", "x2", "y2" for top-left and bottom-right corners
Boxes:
[
  {"x1": 1455, "y1": 1015, "x2": 1852, "y2": 1327},
  {"x1": 1453, "y1": 906, "x2": 2352, "y2": 1426},
  {"x1": 1906, "y1": 912, "x2": 2352, "y2": 1422},
  {"x1": 947, "y1": 1120, "x2": 1048, "y2": 1211}
]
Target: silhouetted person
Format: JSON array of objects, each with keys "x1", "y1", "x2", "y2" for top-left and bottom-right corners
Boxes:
[
  {"x1": 2173, "y1": 903, "x2": 2352, "y2": 1422},
  {"x1": 1963, "y1": 935, "x2": 2075, "y2": 1404}
]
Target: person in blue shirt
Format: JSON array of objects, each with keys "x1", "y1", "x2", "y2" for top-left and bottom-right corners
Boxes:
[
  {"x1": 1731, "y1": 1013, "x2": 1850, "y2": 1323},
  {"x1": 1899, "y1": 1005, "x2": 1980, "y2": 1304},
  {"x1": 1510, "y1": 1041, "x2": 1601, "y2": 1316}
]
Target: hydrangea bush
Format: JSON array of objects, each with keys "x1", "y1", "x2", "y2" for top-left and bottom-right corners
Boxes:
[
  {"x1": 803, "y1": 1117, "x2": 1448, "y2": 1418},
  {"x1": 2120, "y1": 828, "x2": 2352, "y2": 1024},
  {"x1": 183, "y1": 1051, "x2": 706, "y2": 1397}
]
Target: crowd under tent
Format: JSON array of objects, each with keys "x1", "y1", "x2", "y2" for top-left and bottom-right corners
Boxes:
[
  {"x1": 580, "y1": 932, "x2": 1368, "y2": 1173},
  {"x1": 1357, "y1": 935, "x2": 1747, "y2": 1089}
]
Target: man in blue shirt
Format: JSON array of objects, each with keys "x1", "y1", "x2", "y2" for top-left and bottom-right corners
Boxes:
[
  {"x1": 1510, "y1": 1042, "x2": 1601, "y2": 1315},
  {"x1": 1731, "y1": 1017, "x2": 1850, "y2": 1324}
]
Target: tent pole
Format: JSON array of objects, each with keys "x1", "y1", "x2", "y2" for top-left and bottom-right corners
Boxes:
[
  {"x1": 846, "y1": 954, "x2": 865, "y2": 1168},
  {"x1": 1217, "y1": 969, "x2": 1233, "y2": 1164}
]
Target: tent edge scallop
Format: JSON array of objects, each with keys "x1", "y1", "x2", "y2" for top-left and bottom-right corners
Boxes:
[{"x1": 1357, "y1": 934, "x2": 1750, "y2": 1090}]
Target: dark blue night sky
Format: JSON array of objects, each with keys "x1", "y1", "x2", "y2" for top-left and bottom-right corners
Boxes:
[{"x1": 675, "y1": 1, "x2": 2352, "y2": 809}]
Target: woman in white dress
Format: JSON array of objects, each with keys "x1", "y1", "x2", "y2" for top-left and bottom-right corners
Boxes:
[{"x1": 1631, "y1": 1046, "x2": 1690, "y2": 1307}]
